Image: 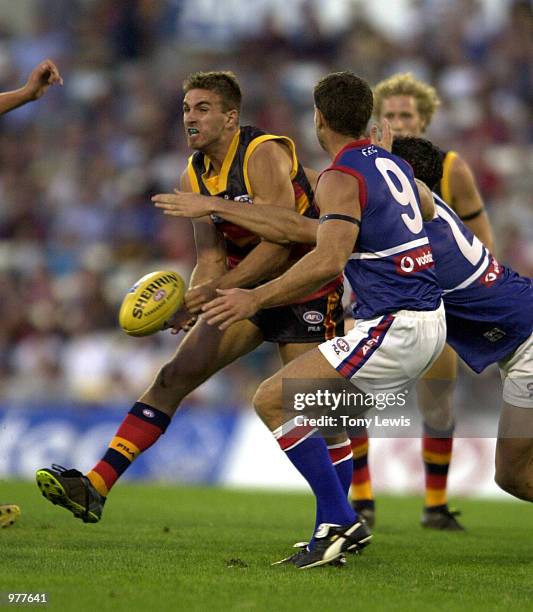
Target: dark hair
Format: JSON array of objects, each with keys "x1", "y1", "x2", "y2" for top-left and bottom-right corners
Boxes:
[
  {"x1": 183, "y1": 71, "x2": 242, "y2": 112},
  {"x1": 391, "y1": 136, "x2": 443, "y2": 190},
  {"x1": 313, "y1": 71, "x2": 373, "y2": 138}
]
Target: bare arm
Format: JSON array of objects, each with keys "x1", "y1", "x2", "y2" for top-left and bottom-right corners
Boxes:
[
  {"x1": 152, "y1": 151, "x2": 318, "y2": 245},
  {"x1": 449, "y1": 154, "x2": 494, "y2": 250},
  {"x1": 201, "y1": 171, "x2": 360, "y2": 329},
  {"x1": 415, "y1": 179, "x2": 436, "y2": 222},
  {"x1": 214, "y1": 140, "x2": 295, "y2": 288},
  {"x1": 252, "y1": 171, "x2": 359, "y2": 307},
  {"x1": 0, "y1": 59, "x2": 63, "y2": 115},
  {"x1": 182, "y1": 170, "x2": 226, "y2": 288},
  {"x1": 182, "y1": 140, "x2": 300, "y2": 312}
]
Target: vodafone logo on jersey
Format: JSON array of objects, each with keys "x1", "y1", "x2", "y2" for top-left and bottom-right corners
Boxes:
[
  {"x1": 394, "y1": 247, "x2": 434, "y2": 276},
  {"x1": 480, "y1": 257, "x2": 502, "y2": 288}
]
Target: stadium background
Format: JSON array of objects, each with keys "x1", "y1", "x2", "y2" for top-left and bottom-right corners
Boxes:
[{"x1": 0, "y1": 0, "x2": 531, "y2": 497}]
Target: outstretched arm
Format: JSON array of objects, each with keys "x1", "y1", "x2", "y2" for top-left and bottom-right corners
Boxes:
[
  {"x1": 0, "y1": 59, "x2": 63, "y2": 116},
  {"x1": 152, "y1": 184, "x2": 318, "y2": 245},
  {"x1": 202, "y1": 170, "x2": 360, "y2": 330}
]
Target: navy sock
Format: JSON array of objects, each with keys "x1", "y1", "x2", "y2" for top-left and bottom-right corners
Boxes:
[
  {"x1": 327, "y1": 440, "x2": 353, "y2": 498},
  {"x1": 275, "y1": 423, "x2": 356, "y2": 546}
]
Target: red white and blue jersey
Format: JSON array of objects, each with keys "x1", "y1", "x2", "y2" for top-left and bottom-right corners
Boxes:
[
  {"x1": 426, "y1": 194, "x2": 533, "y2": 372},
  {"x1": 329, "y1": 140, "x2": 442, "y2": 320}
]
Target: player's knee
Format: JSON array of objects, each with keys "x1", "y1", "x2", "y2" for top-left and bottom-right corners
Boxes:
[
  {"x1": 494, "y1": 467, "x2": 532, "y2": 502},
  {"x1": 253, "y1": 378, "x2": 281, "y2": 423},
  {"x1": 152, "y1": 359, "x2": 202, "y2": 399}
]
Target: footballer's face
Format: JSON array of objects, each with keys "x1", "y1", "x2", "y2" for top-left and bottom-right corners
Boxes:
[
  {"x1": 379, "y1": 95, "x2": 426, "y2": 137},
  {"x1": 183, "y1": 89, "x2": 236, "y2": 151}
]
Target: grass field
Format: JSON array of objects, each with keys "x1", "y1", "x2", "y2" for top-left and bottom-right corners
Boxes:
[{"x1": 1, "y1": 480, "x2": 532, "y2": 612}]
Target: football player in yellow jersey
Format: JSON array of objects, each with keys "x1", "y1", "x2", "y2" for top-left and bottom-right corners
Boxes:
[
  {"x1": 347, "y1": 73, "x2": 494, "y2": 530},
  {"x1": 36, "y1": 71, "x2": 349, "y2": 539},
  {"x1": 0, "y1": 58, "x2": 63, "y2": 528}
]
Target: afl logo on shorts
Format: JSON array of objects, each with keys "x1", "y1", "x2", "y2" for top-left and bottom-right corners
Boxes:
[
  {"x1": 142, "y1": 408, "x2": 155, "y2": 418},
  {"x1": 303, "y1": 311, "x2": 324, "y2": 325},
  {"x1": 335, "y1": 338, "x2": 350, "y2": 352}
]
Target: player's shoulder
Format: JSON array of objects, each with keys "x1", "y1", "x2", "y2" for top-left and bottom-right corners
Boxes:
[
  {"x1": 245, "y1": 135, "x2": 294, "y2": 169},
  {"x1": 447, "y1": 151, "x2": 474, "y2": 179}
]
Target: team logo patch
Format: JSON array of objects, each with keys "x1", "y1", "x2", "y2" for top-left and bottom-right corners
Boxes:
[
  {"x1": 153, "y1": 289, "x2": 166, "y2": 302},
  {"x1": 394, "y1": 247, "x2": 434, "y2": 276},
  {"x1": 483, "y1": 327, "x2": 506, "y2": 343},
  {"x1": 142, "y1": 408, "x2": 155, "y2": 418},
  {"x1": 335, "y1": 338, "x2": 350, "y2": 352},
  {"x1": 303, "y1": 311, "x2": 324, "y2": 325}
]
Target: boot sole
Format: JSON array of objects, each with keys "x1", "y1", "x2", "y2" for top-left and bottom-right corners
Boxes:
[{"x1": 36, "y1": 470, "x2": 100, "y2": 523}]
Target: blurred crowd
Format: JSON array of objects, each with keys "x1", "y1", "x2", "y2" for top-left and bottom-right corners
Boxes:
[{"x1": 0, "y1": 0, "x2": 531, "y2": 407}]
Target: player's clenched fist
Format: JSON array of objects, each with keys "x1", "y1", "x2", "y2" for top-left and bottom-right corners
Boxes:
[{"x1": 24, "y1": 59, "x2": 63, "y2": 100}]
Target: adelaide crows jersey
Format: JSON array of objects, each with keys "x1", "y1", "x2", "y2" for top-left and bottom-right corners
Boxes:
[
  {"x1": 426, "y1": 194, "x2": 533, "y2": 372},
  {"x1": 187, "y1": 125, "x2": 316, "y2": 269},
  {"x1": 328, "y1": 139, "x2": 442, "y2": 320},
  {"x1": 433, "y1": 149, "x2": 457, "y2": 204}
]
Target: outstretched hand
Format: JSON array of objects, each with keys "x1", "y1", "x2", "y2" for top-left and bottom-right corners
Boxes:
[
  {"x1": 163, "y1": 306, "x2": 198, "y2": 335},
  {"x1": 202, "y1": 288, "x2": 261, "y2": 330},
  {"x1": 24, "y1": 59, "x2": 63, "y2": 100},
  {"x1": 152, "y1": 190, "x2": 214, "y2": 218}
]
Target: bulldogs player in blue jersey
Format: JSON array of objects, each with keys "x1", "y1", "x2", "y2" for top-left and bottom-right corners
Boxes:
[
  {"x1": 390, "y1": 137, "x2": 533, "y2": 503},
  {"x1": 193, "y1": 72, "x2": 446, "y2": 568},
  {"x1": 160, "y1": 133, "x2": 533, "y2": 507}
]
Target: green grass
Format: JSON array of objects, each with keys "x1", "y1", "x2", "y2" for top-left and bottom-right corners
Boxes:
[{"x1": 1, "y1": 481, "x2": 532, "y2": 612}]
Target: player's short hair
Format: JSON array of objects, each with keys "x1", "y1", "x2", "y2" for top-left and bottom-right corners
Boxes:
[
  {"x1": 314, "y1": 71, "x2": 373, "y2": 138},
  {"x1": 183, "y1": 71, "x2": 242, "y2": 112},
  {"x1": 374, "y1": 73, "x2": 441, "y2": 128},
  {"x1": 391, "y1": 136, "x2": 443, "y2": 190}
]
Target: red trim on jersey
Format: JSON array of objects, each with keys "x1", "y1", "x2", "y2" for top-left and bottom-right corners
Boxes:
[
  {"x1": 333, "y1": 139, "x2": 372, "y2": 164},
  {"x1": 316, "y1": 165, "x2": 367, "y2": 213}
]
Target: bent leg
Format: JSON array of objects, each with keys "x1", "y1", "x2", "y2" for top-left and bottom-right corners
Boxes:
[
  {"x1": 416, "y1": 344, "x2": 460, "y2": 524},
  {"x1": 255, "y1": 347, "x2": 359, "y2": 537},
  {"x1": 86, "y1": 319, "x2": 263, "y2": 497},
  {"x1": 495, "y1": 402, "x2": 533, "y2": 502},
  {"x1": 417, "y1": 343, "x2": 456, "y2": 431},
  {"x1": 141, "y1": 318, "x2": 263, "y2": 415}
]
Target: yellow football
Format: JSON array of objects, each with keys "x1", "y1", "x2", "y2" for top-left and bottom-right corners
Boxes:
[{"x1": 119, "y1": 270, "x2": 186, "y2": 337}]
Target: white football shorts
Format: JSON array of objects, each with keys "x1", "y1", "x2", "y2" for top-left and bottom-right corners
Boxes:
[
  {"x1": 499, "y1": 332, "x2": 533, "y2": 408},
  {"x1": 319, "y1": 302, "x2": 446, "y2": 395}
]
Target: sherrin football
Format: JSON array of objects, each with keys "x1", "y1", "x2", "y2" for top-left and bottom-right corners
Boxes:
[{"x1": 119, "y1": 270, "x2": 186, "y2": 336}]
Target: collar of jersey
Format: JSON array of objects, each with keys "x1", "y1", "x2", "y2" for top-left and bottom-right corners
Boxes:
[
  {"x1": 333, "y1": 138, "x2": 372, "y2": 164},
  {"x1": 201, "y1": 128, "x2": 241, "y2": 195}
]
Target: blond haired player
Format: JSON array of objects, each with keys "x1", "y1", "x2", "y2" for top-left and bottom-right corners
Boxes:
[{"x1": 348, "y1": 73, "x2": 494, "y2": 530}]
